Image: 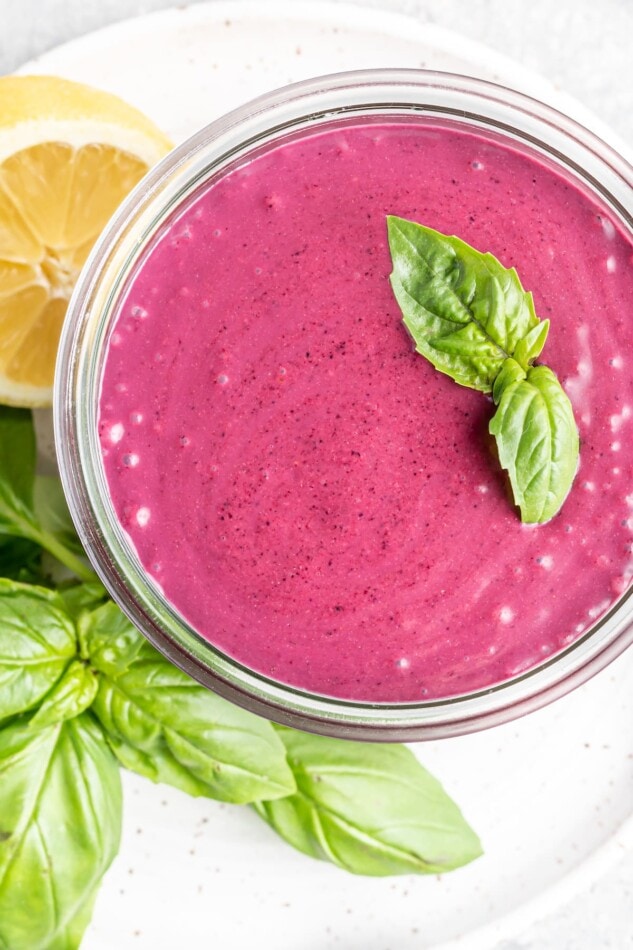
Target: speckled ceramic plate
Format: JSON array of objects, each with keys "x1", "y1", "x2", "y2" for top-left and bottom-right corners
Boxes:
[{"x1": 20, "y1": 3, "x2": 633, "y2": 948}]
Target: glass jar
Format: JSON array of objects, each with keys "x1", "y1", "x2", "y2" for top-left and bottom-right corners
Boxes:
[{"x1": 55, "y1": 69, "x2": 633, "y2": 740}]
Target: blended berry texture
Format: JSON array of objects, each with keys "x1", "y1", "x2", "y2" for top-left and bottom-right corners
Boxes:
[{"x1": 99, "y1": 119, "x2": 633, "y2": 702}]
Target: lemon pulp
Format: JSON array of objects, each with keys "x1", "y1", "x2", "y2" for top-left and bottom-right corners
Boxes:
[
  {"x1": 0, "y1": 75, "x2": 172, "y2": 406},
  {"x1": 0, "y1": 142, "x2": 147, "y2": 393}
]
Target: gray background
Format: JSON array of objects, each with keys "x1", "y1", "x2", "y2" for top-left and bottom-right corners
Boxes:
[
  {"x1": 2, "y1": 0, "x2": 633, "y2": 144},
  {"x1": 1, "y1": 0, "x2": 632, "y2": 947}
]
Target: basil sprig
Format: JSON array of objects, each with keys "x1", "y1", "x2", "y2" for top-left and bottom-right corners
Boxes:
[
  {"x1": 0, "y1": 581, "x2": 482, "y2": 946},
  {"x1": 387, "y1": 217, "x2": 579, "y2": 523},
  {"x1": 0, "y1": 407, "x2": 482, "y2": 948}
]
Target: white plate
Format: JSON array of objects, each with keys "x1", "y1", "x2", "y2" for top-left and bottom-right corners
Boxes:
[{"x1": 20, "y1": 3, "x2": 633, "y2": 948}]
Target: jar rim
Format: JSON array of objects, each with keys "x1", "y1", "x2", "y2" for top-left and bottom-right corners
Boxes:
[{"x1": 55, "y1": 68, "x2": 633, "y2": 740}]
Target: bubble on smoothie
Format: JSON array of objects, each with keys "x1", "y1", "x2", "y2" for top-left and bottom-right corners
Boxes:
[
  {"x1": 499, "y1": 606, "x2": 514, "y2": 624},
  {"x1": 609, "y1": 355, "x2": 623, "y2": 369},
  {"x1": 130, "y1": 411, "x2": 144, "y2": 425},
  {"x1": 577, "y1": 359, "x2": 591, "y2": 379},
  {"x1": 395, "y1": 657, "x2": 410, "y2": 669},
  {"x1": 606, "y1": 255, "x2": 617, "y2": 273},
  {"x1": 122, "y1": 453, "x2": 139, "y2": 467},
  {"x1": 507, "y1": 654, "x2": 540, "y2": 676},
  {"x1": 180, "y1": 225, "x2": 193, "y2": 240},
  {"x1": 179, "y1": 435, "x2": 190, "y2": 447},
  {"x1": 136, "y1": 507, "x2": 151, "y2": 527},
  {"x1": 109, "y1": 423, "x2": 124, "y2": 444},
  {"x1": 212, "y1": 228, "x2": 222, "y2": 237},
  {"x1": 611, "y1": 441, "x2": 621, "y2": 452},
  {"x1": 564, "y1": 326, "x2": 593, "y2": 405},
  {"x1": 582, "y1": 480, "x2": 596, "y2": 492},
  {"x1": 587, "y1": 598, "x2": 612, "y2": 619},
  {"x1": 131, "y1": 305, "x2": 148, "y2": 320},
  {"x1": 110, "y1": 332, "x2": 123, "y2": 347},
  {"x1": 610, "y1": 405, "x2": 631, "y2": 431},
  {"x1": 535, "y1": 554, "x2": 554, "y2": 570},
  {"x1": 599, "y1": 215, "x2": 616, "y2": 240},
  {"x1": 216, "y1": 373, "x2": 229, "y2": 385},
  {"x1": 471, "y1": 160, "x2": 484, "y2": 170},
  {"x1": 612, "y1": 574, "x2": 633, "y2": 596},
  {"x1": 476, "y1": 483, "x2": 490, "y2": 494}
]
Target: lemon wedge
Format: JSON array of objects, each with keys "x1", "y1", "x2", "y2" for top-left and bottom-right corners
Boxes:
[{"x1": 0, "y1": 75, "x2": 172, "y2": 406}]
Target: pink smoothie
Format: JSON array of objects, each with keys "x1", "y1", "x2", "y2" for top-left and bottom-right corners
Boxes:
[{"x1": 99, "y1": 118, "x2": 633, "y2": 702}]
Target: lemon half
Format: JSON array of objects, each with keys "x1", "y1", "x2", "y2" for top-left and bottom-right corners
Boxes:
[{"x1": 0, "y1": 75, "x2": 172, "y2": 406}]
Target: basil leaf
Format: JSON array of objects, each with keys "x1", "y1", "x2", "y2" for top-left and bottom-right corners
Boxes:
[
  {"x1": 45, "y1": 887, "x2": 100, "y2": 950},
  {"x1": 387, "y1": 216, "x2": 540, "y2": 391},
  {"x1": 0, "y1": 579, "x2": 76, "y2": 724},
  {"x1": 58, "y1": 580, "x2": 108, "y2": 622},
  {"x1": 0, "y1": 714, "x2": 122, "y2": 950},
  {"x1": 513, "y1": 319, "x2": 550, "y2": 370},
  {"x1": 0, "y1": 407, "x2": 43, "y2": 544},
  {"x1": 83, "y1": 602, "x2": 296, "y2": 803},
  {"x1": 0, "y1": 406, "x2": 36, "y2": 508},
  {"x1": 29, "y1": 660, "x2": 98, "y2": 729},
  {"x1": 254, "y1": 728, "x2": 482, "y2": 876},
  {"x1": 491, "y1": 355, "x2": 527, "y2": 404},
  {"x1": 489, "y1": 360, "x2": 579, "y2": 523},
  {"x1": 78, "y1": 599, "x2": 145, "y2": 672}
]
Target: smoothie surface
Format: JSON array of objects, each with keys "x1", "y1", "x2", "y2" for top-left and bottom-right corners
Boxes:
[{"x1": 99, "y1": 118, "x2": 633, "y2": 702}]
